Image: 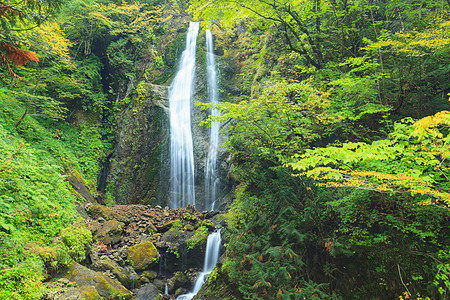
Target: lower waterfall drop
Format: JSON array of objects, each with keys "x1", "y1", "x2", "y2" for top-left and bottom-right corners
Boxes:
[{"x1": 176, "y1": 231, "x2": 222, "y2": 300}]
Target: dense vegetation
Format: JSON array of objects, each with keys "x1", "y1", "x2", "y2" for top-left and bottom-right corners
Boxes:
[
  {"x1": 193, "y1": 0, "x2": 450, "y2": 299},
  {"x1": 0, "y1": 0, "x2": 184, "y2": 297},
  {"x1": 0, "y1": 0, "x2": 449, "y2": 299}
]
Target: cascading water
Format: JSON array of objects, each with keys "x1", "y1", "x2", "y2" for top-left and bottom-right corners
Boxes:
[
  {"x1": 169, "y1": 22, "x2": 200, "y2": 208},
  {"x1": 204, "y1": 29, "x2": 221, "y2": 211},
  {"x1": 176, "y1": 231, "x2": 222, "y2": 300}
]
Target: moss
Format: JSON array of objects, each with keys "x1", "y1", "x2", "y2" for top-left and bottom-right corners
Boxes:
[
  {"x1": 142, "y1": 270, "x2": 157, "y2": 280},
  {"x1": 127, "y1": 241, "x2": 159, "y2": 270},
  {"x1": 201, "y1": 219, "x2": 215, "y2": 230},
  {"x1": 96, "y1": 275, "x2": 132, "y2": 300},
  {"x1": 77, "y1": 286, "x2": 100, "y2": 300},
  {"x1": 184, "y1": 224, "x2": 195, "y2": 231},
  {"x1": 93, "y1": 220, "x2": 125, "y2": 245},
  {"x1": 66, "y1": 263, "x2": 132, "y2": 300},
  {"x1": 187, "y1": 226, "x2": 209, "y2": 251}
]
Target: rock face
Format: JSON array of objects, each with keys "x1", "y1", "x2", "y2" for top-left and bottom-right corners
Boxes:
[
  {"x1": 65, "y1": 263, "x2": 132, "y2": 300},
  {"x1": 105, "y1": 83, "x2": 170, "y2": 205},
  {"x1": 128, "y1": 241, "x2": 159, "y2": 270}
]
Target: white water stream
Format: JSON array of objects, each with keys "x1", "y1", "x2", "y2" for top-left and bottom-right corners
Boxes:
[
  {"x1": 177, "y1": 231, "x2": 222, "y2": 300},
  {"x1": 204, "y1": 29, "x2": 221, "y2": 211},
  {"x1": 169, "y1": 22, "x2": 200, "y2": 209}
]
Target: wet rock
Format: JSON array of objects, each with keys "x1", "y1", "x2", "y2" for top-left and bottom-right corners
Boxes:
[
  {"x1": 153, "y1": 279, "x2": 165, "y2": 293},
  {"x1": 167, "y1": 271, "x2": 190, "y2": 294},
  {"x1": 127, "y1": 241, "x2": 160, "y2": 270},
  {"x1": 142, "y1": 270, "x2": 158, "y2": 280},
  {"x1": 105, "y1": 83, "x2": 169, "y2": 205},
  {"x1": 134, "y1": 283, "x2": 162, "y2": 300},
  {"x1": 65, "y1": 262, "x2": 132, "y2": 300},
  {"x1": 175, "y1": 287, "x2": 189, "y2": 298},
  {"x1": 93, "y1": 220, "x2": 125, "y2": 245}
]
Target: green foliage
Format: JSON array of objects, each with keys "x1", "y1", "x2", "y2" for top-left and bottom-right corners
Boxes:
[
  {"x1": 0, "y1": 252, "x2": 46, "y2": 300},
  {"x1": 0, "y1": 78, "x2": 101, "y2": 298},
  {"x1": 166, "y1": 246, "x2": 180, "y2": 259},
  {"x1": 199, "y1": 81, "x2": 330, "y2": 167},
  {"x1": 290, "y1": 113, "x2": 450, "y2": 205},
  {"x1": 60, "y1": 218, "x2": 92, "y2": 262},
  {"x1": 187, "y1": 226, "x2": 209, "y2": 251}
]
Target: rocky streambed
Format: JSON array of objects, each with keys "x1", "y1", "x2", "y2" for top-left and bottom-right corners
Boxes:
[{"x1": 44, "y1": 204, "x2": 223, "y2": 300}]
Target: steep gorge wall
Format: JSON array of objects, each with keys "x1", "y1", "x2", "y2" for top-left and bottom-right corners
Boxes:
[{"x1": 106, "y1": 83, "x2": 170, "y2": 205}]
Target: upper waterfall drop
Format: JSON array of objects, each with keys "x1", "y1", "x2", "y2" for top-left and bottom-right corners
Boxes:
[
  {"x1": 204, "y1": 29, "x2": 221, "y2": 211},
  {"x1": 169, "y1": 22, "x2": 200, "y2": 209}
]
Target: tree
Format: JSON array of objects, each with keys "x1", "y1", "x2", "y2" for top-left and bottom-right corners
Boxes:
[
  {"x1": 290, "y1": 111, "x2": 450, "y2": 206},
  {"x1": 0, "y1": 0, "x2": 65, "y2": 76}
]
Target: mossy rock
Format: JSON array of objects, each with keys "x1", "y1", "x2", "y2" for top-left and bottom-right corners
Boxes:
[
  {"x1": 167, "y1": 271, "x2": 190, "y2": 294},
  {"x1": 128, "y1": 242, "x2": 160, "y2": 270},
  {"x1": 65, "y1": 262, "x2": 132, "y2": 300},
  {"x1": 66, "y1": 169, "x2": 95, "y2": 203},
  {"x1": 184, "y1": 224, "x2": 195, "y2": 231},
  {"x1": 92, "y1": 258, "x2": 138, "y2": 289},
  {"x1": 142, "y1": 270, "x2": 157, "y2": 280},
  {"x1": 93, "y1": 220, "x2": 125, "y2": 245},
  {"x1": 187, "y1": 226, "x2": 210, "y2": 252},
  {"x1": 201, "y1": 219, "x2": 215, "y2": 230},
  {"x1": 60, "y1": 285, "x2": 100, "y2": 300}
]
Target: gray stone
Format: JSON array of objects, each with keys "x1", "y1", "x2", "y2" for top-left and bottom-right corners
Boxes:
[{"x1": 134, "y1": 283, "x2": 162, "y2": 300}]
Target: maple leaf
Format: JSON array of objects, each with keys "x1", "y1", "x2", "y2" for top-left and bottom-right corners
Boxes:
[{"x1": 0, "y1": 41, "x2": 39, "y2": 66}]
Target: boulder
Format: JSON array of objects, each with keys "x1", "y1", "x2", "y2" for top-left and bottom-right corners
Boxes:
[
  {"x1": 128, "y1": 241, "x2": 159, "y2": 270},
  {"x1": 142, "y1": 270, "x2": 158, "y2": 280},
  {"x1": 65, "y1": 262, "x2": 132, "y2": 300},
  {"x1": 93, "y1": 220, "x2": 124, "y2": 245},
  {"x1": 91, "y1": 258, "x2": 138, "y2": 289},
  {"x1": 167, "y1": 271, "x2": 190, "y2": 294},
  {"x1": 59, "y1": 286, "x2": 100, "y2": 300},
  {"x1": 134, "y1": 283, "x2": 162, "y2": 300}
]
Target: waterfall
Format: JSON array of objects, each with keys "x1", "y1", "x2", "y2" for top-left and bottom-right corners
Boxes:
[
  {"x1": 176, "y1": 231, "x2": 222, "y2": 300},
  {"x1": 204, "y1": 29, "x2": 221, "y2": 211},
  {"x1": 169, "y1": 22, "x2": 200, "y2": 209}
]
